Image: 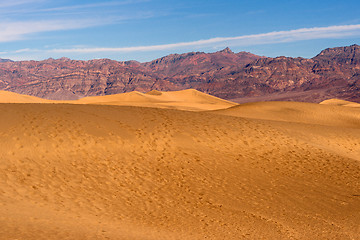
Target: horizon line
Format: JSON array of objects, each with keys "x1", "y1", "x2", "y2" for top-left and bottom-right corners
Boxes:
[{"x1": 1, "y1": 43, "x2": 359, "y2": 62}]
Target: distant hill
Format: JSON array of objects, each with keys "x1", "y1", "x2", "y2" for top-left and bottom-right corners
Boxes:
[
  {"x1": 0, "y1": 45, "x2": 359, "y2": 103},
  {"x1": 0, "y1": 58, "x2": 13, "y2": 63}
]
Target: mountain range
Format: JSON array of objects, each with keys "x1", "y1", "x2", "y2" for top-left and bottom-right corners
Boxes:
[{"x1": 0, "y1": 44, "x2": 359, "y2": 102}]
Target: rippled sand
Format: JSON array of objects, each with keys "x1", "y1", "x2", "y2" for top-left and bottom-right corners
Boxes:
[{"x1": 0, "y1": 90, "x2": 359, "y2": 239}]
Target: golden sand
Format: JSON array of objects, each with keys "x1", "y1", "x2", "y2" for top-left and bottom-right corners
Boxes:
[
  {"x1": 0, "y1": 90, "x2": 52, "y2": 103},
  {"x1": 0, "y1": 91, "x2": 359, "y2": 239},
  {"x1": 320, "y1": 98, "x2": 360, "y2": 108}
]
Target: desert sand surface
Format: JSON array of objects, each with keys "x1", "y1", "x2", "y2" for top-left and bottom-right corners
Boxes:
[
  {"x1": 320, "y1": 98, "x2": 360, "y2": 108},
  {"x1": 0, "y1": 89, "x2": 237, "y2": 111},
  {"x1": 71, "y1": 89, "x2": 237, "y2": 111},
  {"x1": 214, "y1": 101, "x2": 360, "y2": 128},
  {"x1": 0, "y1": 90, "x2": 52, "y2": 103},
  {"x1": 0, "y1": 91, "x2": 359, "y2": 239}
]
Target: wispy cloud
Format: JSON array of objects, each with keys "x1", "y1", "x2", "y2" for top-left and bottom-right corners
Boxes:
[
  {"x1": 5, "y1": 0, "x2": 149, "y2": 14},
  {"x1": 0, "y1": 19, "x2": 108, "y2": 42},
  {"x1": 0, "y1": 12, "x2": 153, "y2": 42},
  {"x1": 44, "y1": 24, "x2": 360, "y2": 54},
  {"x1": 0, "y1": 0, "x2": 154, "y2": 42},
  {"x1": 3, "y1": 24, "x2": 360, "y2": 61},
  {"x1": 0, "y1": 0, "x2": 44, "y2": 8}
]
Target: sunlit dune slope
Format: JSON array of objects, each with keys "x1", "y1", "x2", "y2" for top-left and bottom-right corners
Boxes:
[
  {"x1": 320, "y1": 98, "x2": 360, "y2": 108},
  {"x1": 72, "y1": 89, "x2": 237, "y2": 111},
  {"x1": 214, "y1": 101, "x2": 360, "y2": 128},
  {"x1": 0, "y1": 102, "x2": 359, "y2": 239},
  {"x1": 0, "y1": 90, "x2": 52, "y2": 103},
  {"x1": 0, "y1": 89, "x2": 237, "y2": 111}
]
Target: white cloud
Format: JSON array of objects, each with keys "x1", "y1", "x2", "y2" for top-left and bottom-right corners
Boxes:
[
  {"x1": 11, "y1": 0, "x2": 150, "y2": 14},
  {"x1": 0, "y1": 0, "x2": 150, "y2": 17},
  {"x1": 0, "y1": 0, "x2": 44, "y2": 8},
  {"x1": 14, "y1": 48, "x2": 33, "y2": 53},
  {"x1": 3, "y1": 24, "x2": 360, "y2": 61},
  {"x1": 0, "y1": 0, "x2": 154, "y2": 43},
  {"x1": 0, "y1": 18, "x2": 117, "y2": 42},
  {"x1": 46, "y1": 24, "x2": 360, "y2": 54}
]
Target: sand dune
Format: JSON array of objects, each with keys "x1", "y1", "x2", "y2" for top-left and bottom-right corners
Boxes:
[
  {"x1": 0, "y1": 92, "x2": 359, "y2": 239},
  {"x1": 320, "y1": 98, "x2": 360, "y2": 108},
  {"x1": 214, "y1": 101, "x2": 360, "y2": 128},
  {"x1": 0, "y1": 90, "x2": 52, "y2": 103},
  {"x1": 0, "y1": 89, "x2": 237, "y2": 111},
  {"x1": 72, "y1": 89, "x2": 237, "y2": 111}
]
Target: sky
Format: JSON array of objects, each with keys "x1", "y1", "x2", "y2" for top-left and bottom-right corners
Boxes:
[{"x1": 0, "y1": 0, "x2": 360, "y2": 62}]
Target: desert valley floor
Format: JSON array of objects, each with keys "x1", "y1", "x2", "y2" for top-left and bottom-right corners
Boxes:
[{"x1": 0, "y1": 90, "x2": 359, "y2": 239}]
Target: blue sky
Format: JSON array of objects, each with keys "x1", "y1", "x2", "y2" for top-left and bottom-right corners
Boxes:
[{"x1": 1, "y1": 0, "x2": 360, "y2": 61}]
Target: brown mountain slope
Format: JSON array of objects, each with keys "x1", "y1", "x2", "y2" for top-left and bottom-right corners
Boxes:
[
  {"x1": 216, "y1": 45, "x2": 360, "y2": 102},
  {"x1": 0, "y1": 45, "x2": 359, "y2": 102},
  {"x1": 0, "y1": 49, "x2": 261, "y2": 100},
  {"x1": 0, "y1": 58, "x2": 157, "y2": 98},
  {"x1": 144, "y1": 48, "x2": 261, "y2": 76}
]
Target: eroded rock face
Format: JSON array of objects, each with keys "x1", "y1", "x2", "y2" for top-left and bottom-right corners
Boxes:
[
  {"x1": 0, "y1": 58, "x2": 158, "y2": 99},
  {"x1": 0, "y1": 45, "x2": 359, "y2": 102}
]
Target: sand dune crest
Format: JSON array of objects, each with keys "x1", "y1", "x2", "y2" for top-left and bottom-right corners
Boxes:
[
  {"x1": 0, "y1": 90, "x2": 51, "y2": 103},
  {"x1": 0, "y1": 89, "x2": 237, "y2": 111},
  {"x1": 214, "y1": 101, "x2": 360, "y2": 128},
  {"x1": 320, "y1": 98, "x2": 360, "y2": 108}
]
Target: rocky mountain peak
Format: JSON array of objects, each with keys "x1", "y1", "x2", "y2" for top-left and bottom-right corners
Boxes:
[
  {"x1": 58, "y1": 57, "x2": 71, "y2": 61},
  {"x1": 218, "y1": 47, "x2": 234, "y2": 54},
  {"x1": 313, "y1": 44, "x2": 360, "y2": 64}
]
